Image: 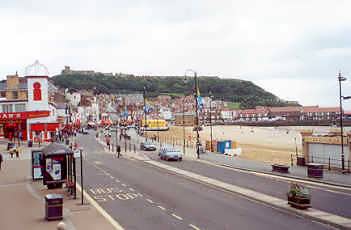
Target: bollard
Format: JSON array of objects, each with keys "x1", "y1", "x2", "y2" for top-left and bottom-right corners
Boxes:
[
  {"x1": 348, "y1": 160, "x2": 350, "y2": 173},
  {"x1": 134, "y1": 144, "x2": 136, "y2": 153},
  {"x1": 125, "y1": 142, "x2": 127, "y2": 152},
  {"x1": 328, "y1": 157, "x2": 331, "y2": 170},
  {"x1": 311, "y1": 154, "x2": 314, "y2": 163},
  {"x1": 129, "y1": 142, "x2": 131, "y2": 152},
  {"x1": 291, "y1": 153, "x2": 293, "y2": 166}
]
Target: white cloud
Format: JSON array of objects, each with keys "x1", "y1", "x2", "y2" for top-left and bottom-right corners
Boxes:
[{"x1": 1, "y1": 0, "x2": 351, "y2": 108}]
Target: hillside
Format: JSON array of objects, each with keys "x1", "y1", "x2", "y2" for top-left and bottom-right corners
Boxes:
[{"x1": 51, "y1": 73, "x2": 297, "y2": 108}]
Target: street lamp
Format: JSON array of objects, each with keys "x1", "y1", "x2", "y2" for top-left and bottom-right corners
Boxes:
[
  {"x1": 143, "y1": 86, "x2": 147, "y2": 140},
  {"x1": 209, "y1": 91, "x2": 214, "y2": 152},
  {"x1": 337, "y1": 72, "x2": 351, "y2": 171},
  {"x1": 182, "y1": 77, "x2": 187, "y2": 156},
  {"x1": 185, "y1": 69, "x2": 200, "y2": 159}
]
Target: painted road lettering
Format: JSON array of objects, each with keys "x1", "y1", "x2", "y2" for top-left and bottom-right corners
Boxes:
[{"x1": 89, "y1": 186, "x2": 143, "y2": 202}]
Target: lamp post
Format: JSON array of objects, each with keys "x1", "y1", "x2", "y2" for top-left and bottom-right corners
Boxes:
[
  {"x1": 185, "y1": 69, "x2": 200, "y2": 159},
  {"x1": 338, "y1": 72, "x2": 348, "y2": 171},
  {"x1": 209, "y1": 91, "x2": 214, "y2": 152},
  {"x1": 143, "y1": 86, "x2": 147, "y2": 140},
  {"x1": 182, "y1": 77, "x2": 187, "y2": 156},
  {"x1": 79, "y1": 147, "x2": 84, "y2": 205}
]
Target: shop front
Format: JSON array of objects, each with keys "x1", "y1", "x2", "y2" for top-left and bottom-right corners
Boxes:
[
  {"x1": 0, "y1": 112, "x2": 27, "y2": 141},
  {"x1": 30, "y1": 122, "x2": 60, "y2": 142},
  {"x1": 0, "y1": 111, "x2": 51, "y2": 141}
]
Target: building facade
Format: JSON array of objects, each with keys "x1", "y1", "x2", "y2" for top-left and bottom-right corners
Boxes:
[{"x1": 0, "y1": 61, "x2": 59, "y2": 141}]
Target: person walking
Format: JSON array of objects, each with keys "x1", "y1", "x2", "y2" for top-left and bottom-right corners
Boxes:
[
  {"x1": 117, "y1": 145, "x2": 121, "y2": 158},
  {"x1": 0, "y1": 153, "x2": 3, "y2": 170}
]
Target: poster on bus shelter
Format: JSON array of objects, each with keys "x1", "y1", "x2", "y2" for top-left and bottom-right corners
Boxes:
[{"x1": 31, "y1": 150, "x2": 43, "y2": 180}]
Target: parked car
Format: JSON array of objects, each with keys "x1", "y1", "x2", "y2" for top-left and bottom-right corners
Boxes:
[
  {"x1": 140, "y1": 141, "x2": 157, "y2": 151},
  {"x1": 159, "y1": 147, "x2": 183, "y2": 161}
]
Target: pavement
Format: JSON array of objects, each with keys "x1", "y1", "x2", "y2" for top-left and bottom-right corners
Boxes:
[
  {"x1": 0, "y1": 142, "x2": 115, "y2": 230},
  {"x1": 79, "y1": 132, "x2": 337, "y2": 230}
]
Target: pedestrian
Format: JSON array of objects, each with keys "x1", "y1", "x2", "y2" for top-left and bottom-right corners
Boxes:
[
  {"x1": 15, "y1": 147, "x2": 19, "y2": 158},
  {"x1": 0, "y1": 153, "x2": 3, "y2": 170},
  {"x1": 117, "y1": 145, "x2": 121, "y2": 158},
  {"x1": 18, "y1": 132, "x2": 22, "y2": 146}
]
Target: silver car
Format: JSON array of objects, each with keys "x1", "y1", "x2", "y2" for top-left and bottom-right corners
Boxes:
[{"x1": 159, "y1": 147, "x2": 183, "y2": 161}]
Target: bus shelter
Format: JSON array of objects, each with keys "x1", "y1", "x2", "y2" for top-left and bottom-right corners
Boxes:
[{"x1": 41, "y1": 143, "x2": 75, "y2": 191}]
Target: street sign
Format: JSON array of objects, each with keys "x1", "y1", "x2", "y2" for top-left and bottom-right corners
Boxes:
[{"x1": 73, "y1": 150, "x2": 80, "y2": 158}]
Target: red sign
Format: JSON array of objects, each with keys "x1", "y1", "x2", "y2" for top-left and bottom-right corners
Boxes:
[{"x1": 0, "y1": 111, "x2": 50, "y2": 121}]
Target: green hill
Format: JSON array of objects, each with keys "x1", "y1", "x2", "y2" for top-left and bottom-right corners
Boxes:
[{"x1": 51, "y1": 73, "x2": 297, "y2": 108}]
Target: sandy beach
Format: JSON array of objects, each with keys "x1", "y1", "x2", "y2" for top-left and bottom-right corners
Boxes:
[{"x1": 147, "y1": 125, "x2": 350, "y2": 165}]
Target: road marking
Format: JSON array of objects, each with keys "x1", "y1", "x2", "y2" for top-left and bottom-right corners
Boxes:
[
  {"x1": 157, "y1": 205, "x2": 166, "y2": 211},
  {"x1": 146, "y1": 199, "x2": 154, "y2": 204},
  {"x1": 129, "y1": 188, "x2": 135, "y2": 191},
  {"x1": 115, "y1": 179, "x2": 120, "y2": 183},
  {"x1": 121, "y1": 183, "x2": 127, "y2": 187},
  {"x1": 189, "y1": 224, "x2": 201, "y2": 230},
  {"x1": 110, "y1": 175, "x2": 115, "y2": 179},
  {"x1": 147, "y1": 160, "x2": 351, "y2": 230},
  {"x1": 76, "y1": 184, "x2": 125, "y2": 230},
  {"x1": 171, "y1": 213, "x2": 183, "y2": 221}
]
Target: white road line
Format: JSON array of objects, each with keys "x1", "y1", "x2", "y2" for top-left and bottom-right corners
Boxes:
[
  {"x1": 110, "y1": 175, "x2": 115, "y2": 179},
  {"x1": 115, "y1": 179, "x2": 120, "y2": 183},
  {"x1": 129, "y1": 188, "x2": 135, "y2": 191},
  {"x1": 146, "y1": 199, "x2": 154, "y2": 204},
  {"x1": 121, "y1": 184, "x2": 127, "y2": 187},
  {"x1": 171, "y1": 213, "x2": 183, "y2": 221},
  {"x1": 189, "y1": 224, "x2": 201, "y2": 230},
  {"x1": 76, "y1": 184, "x2": 124, "y2": 230},
  {"x1": 147, "y1": 160, "x2": 351, "y2": 230},
  {"x1": 157, "y1": 205, "x2": 166, "y2": 211}
]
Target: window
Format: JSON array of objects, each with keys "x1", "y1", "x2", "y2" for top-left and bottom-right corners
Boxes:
[
  {"x1": 0, "y1": 91, "x2": 5, "y2": 98},
  {"x1": 12, "y1": 91, "x2": 18, "y2": 99},
  {"x1": 15, "y1": 103, "x2": 25, "y2": 112},
  {"x1": 2, "y1": 104, "x2": 13, "y2": 113}
]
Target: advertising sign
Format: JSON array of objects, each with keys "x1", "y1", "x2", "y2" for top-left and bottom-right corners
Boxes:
[{"x1": 31, "y1": 150, "x2": 43, "y2": 180}]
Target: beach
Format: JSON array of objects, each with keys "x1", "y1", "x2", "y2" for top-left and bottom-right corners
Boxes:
[{"x1": 147, "y1": 125, "x2": 350, "y2": 165}]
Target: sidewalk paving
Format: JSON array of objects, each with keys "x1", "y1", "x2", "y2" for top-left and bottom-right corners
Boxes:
[{"x1": 0, "y1": 143, "x2": 115, "y2": 230}]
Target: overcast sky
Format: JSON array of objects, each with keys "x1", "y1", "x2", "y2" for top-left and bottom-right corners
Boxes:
[{"x1": 1, "y1": 0, "x2": 351, "y2": 109}]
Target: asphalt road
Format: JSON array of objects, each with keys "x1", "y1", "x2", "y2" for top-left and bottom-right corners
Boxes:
[
  {"x1": 76, "y1": 132, "x2": 335, "y2": 230},
  {"x1": 141, "y1": 149, "x2": 351, "y2": 219}
]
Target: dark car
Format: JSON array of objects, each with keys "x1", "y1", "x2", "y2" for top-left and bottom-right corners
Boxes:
[
  {"x1": 82, "y1": 128, "x2": 89, "y2": 135},
  {"x1": 140, "y1": 142, "x2": 157, "y2": 151}
]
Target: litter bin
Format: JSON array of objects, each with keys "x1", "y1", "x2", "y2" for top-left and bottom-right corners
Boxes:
[
  {"x1": 307, "y1": 163, "x2": 323, "y2": 178},
  {"x1": 297, "y1": 156, "x2": 305, "y2": 166},
  {"x1": 45, "y1": 194, "x2": 63, "y2": 221},
  {"x1": 28, "y1": 140, "x2": 33, "y2": 147}
]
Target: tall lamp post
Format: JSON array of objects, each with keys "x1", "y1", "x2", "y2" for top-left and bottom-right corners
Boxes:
[
  {"x1": 338, "y1": 72, "x2": 351, "y2": 171},
  {"x1": 182, "y1": 77, "x2": 187, "y2": 156},
  {"x1": 209, "y1": 91, "x2": 214, "y2": 152},
  {"x1": 185, "y1": 69, "x2": 200, "y2": 159},
  {"x1": 143, "y1": 86, "x2": 147, "y2": 140}
]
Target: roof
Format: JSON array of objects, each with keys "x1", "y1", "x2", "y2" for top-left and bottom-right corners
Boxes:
[
  {"x1": 269, "y1": 106, "x2": 302, "y2": 113},
  {"x1": 41, "y1": 143, "x2": 73, "y2": 156},
  {"x1": 302, "y1": 106, "x2": 339, "y2": 113}
]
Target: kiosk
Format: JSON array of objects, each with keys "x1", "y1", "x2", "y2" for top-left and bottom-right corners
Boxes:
[{"x1": 41, "y1": 143, "x2": 75, "y2": 189}]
